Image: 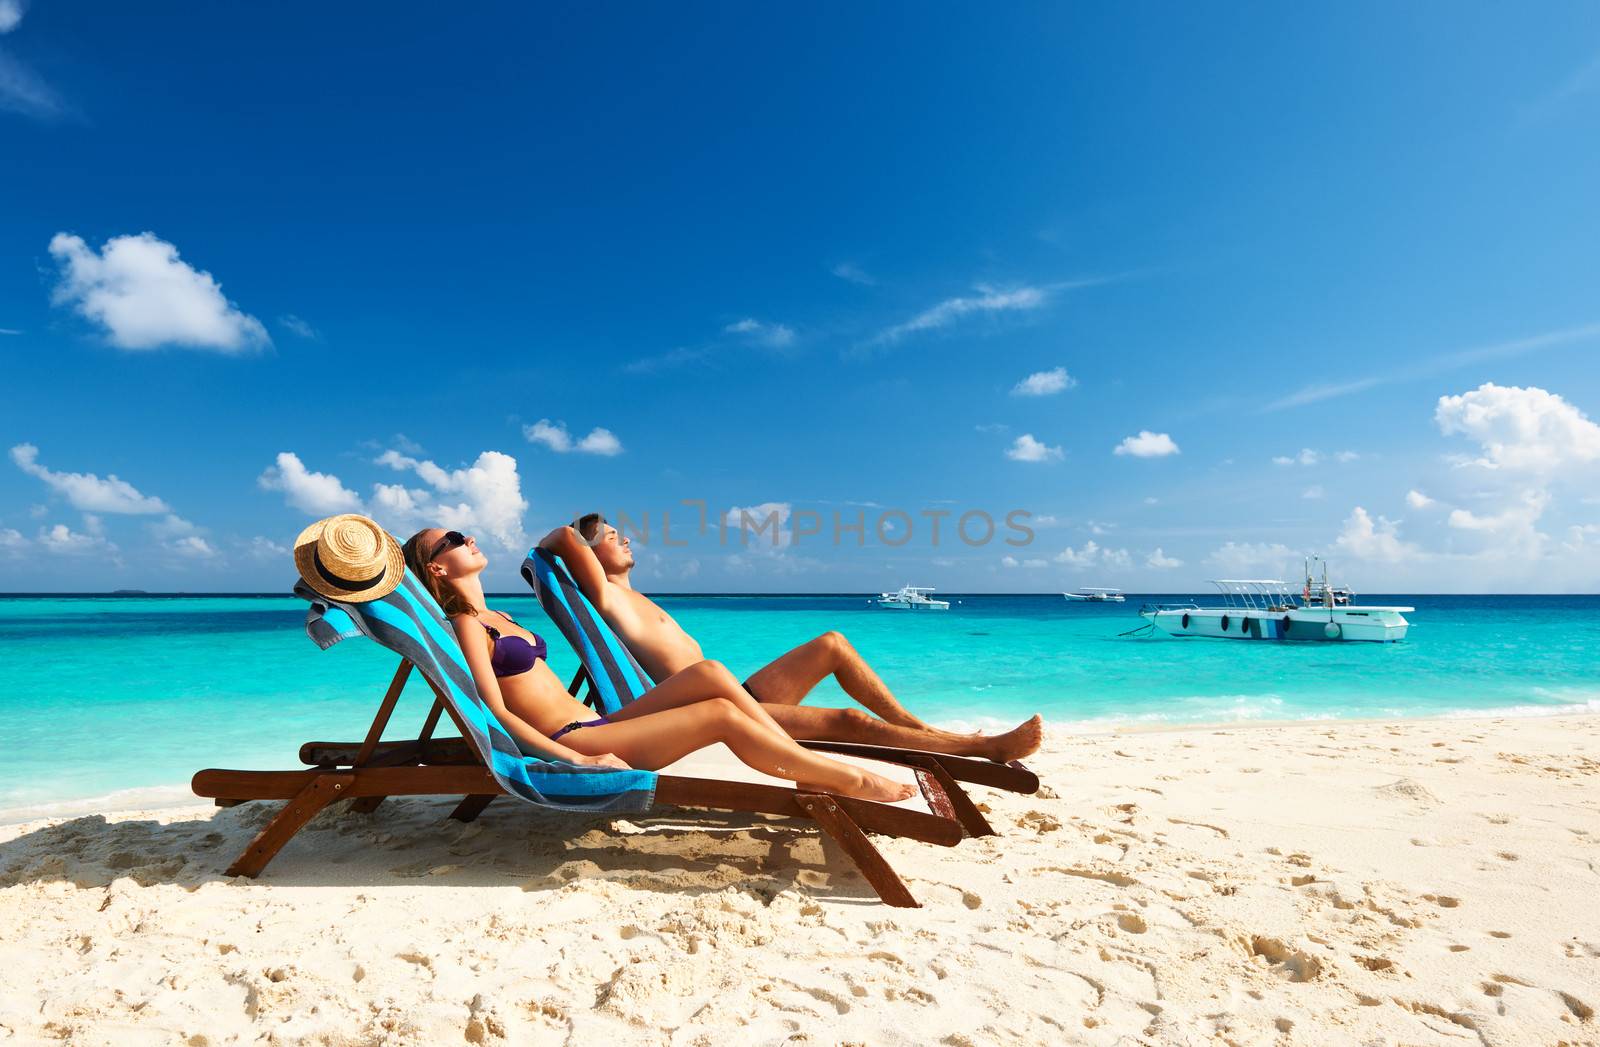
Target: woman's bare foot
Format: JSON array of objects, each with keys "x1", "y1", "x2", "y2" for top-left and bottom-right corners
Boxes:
[
  {"x1": 801, "y1": 768, "x2": 915, "y2": 803},
  {"x1": 848, "y1": 769, "x2": 916, "y2": 803},
  {"x1": 981, "y1": 715, "x2": 1043, "y2": 762}
]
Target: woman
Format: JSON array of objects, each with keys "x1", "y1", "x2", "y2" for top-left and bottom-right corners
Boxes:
[{"x1": 401, "y1": 528, "x2": 915, "y2": 803}]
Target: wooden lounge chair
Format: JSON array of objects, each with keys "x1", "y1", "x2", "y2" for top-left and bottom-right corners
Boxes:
[
  {"x1": 522, "y1": 547, "x2": 1040, "y2": 821},
  {"x1": 192, "y1": 572, "x2": 964, "y2": 907}
]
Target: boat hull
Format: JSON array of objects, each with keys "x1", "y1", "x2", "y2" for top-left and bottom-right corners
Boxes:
[{"x1": 1142, "y1": 607, "x2": 1410, "y2": 643}]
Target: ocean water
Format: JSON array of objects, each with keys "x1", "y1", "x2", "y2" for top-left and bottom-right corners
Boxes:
[{"x1": 2, "y1": 593, "x2": 1597, "y2": 822}]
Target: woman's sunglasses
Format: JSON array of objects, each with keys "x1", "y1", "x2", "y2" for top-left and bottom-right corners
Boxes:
[{"x1": 428, "y1": 531, "x2": 468, "y2": 562}]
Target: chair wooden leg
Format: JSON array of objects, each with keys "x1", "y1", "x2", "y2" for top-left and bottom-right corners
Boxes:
[
  {"x1": 348, "y1": 796, "x2": 385, "y2": 814},
  {"x1": 449, "y1": 794, "x2": 496, "y2": 822},
  {"x1": 225, "y1": 773, "x2": 354, "y2": 878},
  {"x1": 913, "y1": 760, "x2": 997, "y2": 838},
  {"x1": 794, "y1": 794, "x2": 919, "y2": 908}
]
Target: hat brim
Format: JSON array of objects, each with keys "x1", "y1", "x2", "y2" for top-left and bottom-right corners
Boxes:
[{"x1": 293, "y1": 515, "x2": 407, "y2": 603}]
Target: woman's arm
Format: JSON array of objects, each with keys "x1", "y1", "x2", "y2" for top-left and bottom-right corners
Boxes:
[{"x1": 451, "y1": 615, "x2": 628, "y2": 768}]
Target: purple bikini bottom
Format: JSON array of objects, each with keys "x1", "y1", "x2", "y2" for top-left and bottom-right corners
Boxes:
[{"x1": 551, "y1": 716, "x2": 610, "y2": 742}]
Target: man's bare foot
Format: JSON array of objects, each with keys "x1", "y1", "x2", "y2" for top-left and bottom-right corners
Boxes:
[{"x1": 981, "y1": 715, "x2": 1043, "y2": 762}]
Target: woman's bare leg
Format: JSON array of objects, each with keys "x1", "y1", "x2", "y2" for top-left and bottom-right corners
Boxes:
[
  {"x1": 766, "y1": 705, "x2": 1044, "y2": 761},
  {"x1": 608, "y1": 659, "x2": 792, "y2": 741},
  {"x1": 560, "y1": 700, "x2": 915, "y2": 803}
]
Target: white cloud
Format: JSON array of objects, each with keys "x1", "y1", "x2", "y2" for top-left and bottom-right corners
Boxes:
[
  {"x1": 1146, "y1": 547, "x2": 1183, "y2": 569},
  {"x1": 1564, "y1": 523, "x2": 1600, "y2": 551},
  {"x1": 724, "y1": 318, "x2": 796, "y2": 349},
  {"x1": 870, "y1": 284, "x2": 1048, "y2": 347},
  {"x1": 1334, "y1": 507, "x2": 1414, "y2": 563},
  {"x1": 1446, "y1": 490, "x2": 1550, "y2": 556},
  {"x1": 0, "y1": 3, "x2": 70, "y2": 123},
  {"x1": 247, "y1": 536, "x2": 289, "y2": 560},
  {"x1": 1302, "y1": 485, "x2": 1325, "y2": 500},
  {"x1": 723, "y1": 502, "x2": 793, "y2": 547},
  {"x1": 11, "y1": 443, "x2": 171, "y2": 514},
  {"x1": 37, "y1": 523, "x2": 114, "y2": 556},
  {"x1": 1406, "y1": 490, "x2": 1435, "y2": 509},
  {"x1": 1006, "y1": 434, "x2": 1063, "y2": 463},
  {"x1": 831, "y1": 262, "x2": 876, "y2": 286},
  {"x1": 278, "y1": 314, "x2": 319, "y2": 340},
  {"x1": 1143, "y1": 496, "x2": 1159, "y2": 506},
  {"x1": 1205, "y1": 542, "x2": 1295, "y2": 574},
  {"x1": 1056, "y1": 541, "x2": 1097, "y2": 567},
  {"x1": 622, "y1": 346, "x2": 711, "y2": 375},
  {"x1": 575, "y1": 428, "x2": 623, "y2": 456},
  {"x1": 522, "y1": 419, "x2": 624, "y2": 456},
  {"x1": 1435, "y1": 383, "x2": 1600, "y2": 473},
  {"x1": 1264, "y1": 323, "x2": 1600, "y2": 411},
  {"x1": 0, "y1": 1, "x2": 24, "y2": 33},
  {"x1": 1114, "y1": 431, "x2": 1180, "y2": 458},
  {"x1": 374, "y1": 450, "x2": 530, "y2": 552},
  {"x1": 1335, "y1": 450, "x2": 1360, "y2": 463},
  {"x1": 1272, "y1": 448, "x2": 1321, "y2": 467},
  {"x1": 1001, "y1": 555, "x2": 1019, "y2": 568},
  {"x1": 1054, "y1": 539, "x2": 1130, "y2": 569},
  {"x1": 258, "y1": 452, "x2": 363, "y2": 516},
  {"x1": 48, "y1": 232, "x2": 269, "y2": 352},
  {"x1": 148, "y1": 514, "x2": 208, "y2": 546},
  {"x1": 0, "y1": 527, "x2": 24, "y2": 554},
  {"x1": 1011, "y1": 367, "x2": 1076, "y2": 397},
  {"x1": 171, "y1": 535, "x2": 217, "y2": 559}
]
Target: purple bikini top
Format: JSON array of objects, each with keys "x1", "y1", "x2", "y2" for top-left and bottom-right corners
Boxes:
[{"x1": 484, "y1": 611, "x2": 546, "y2": 678}]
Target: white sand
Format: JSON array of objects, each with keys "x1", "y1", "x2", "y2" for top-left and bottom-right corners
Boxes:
[{"x1": 2, "y1": 715, "x2": 1598, "y2": 1045}]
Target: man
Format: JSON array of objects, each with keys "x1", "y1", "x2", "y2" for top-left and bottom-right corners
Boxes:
[{"x1": 538, "y1": 515, "x2": 1042, "y2": 762}]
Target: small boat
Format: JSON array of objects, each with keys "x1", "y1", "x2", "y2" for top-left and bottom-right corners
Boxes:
[
  {"x1": 875, "y1": 586, "x2": 950, "y2": 611},
  {"x1": 1138, "y1": 557, "x2": 1412, "y2": 643},
  {"x1": 1063, "y1": 587, "x2": 1126, "y2": 603}
]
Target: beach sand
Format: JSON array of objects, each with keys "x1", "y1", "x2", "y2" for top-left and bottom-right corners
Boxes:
[{"x1": 2, "y1": 715, "x2": 1597, "y2": 1045}]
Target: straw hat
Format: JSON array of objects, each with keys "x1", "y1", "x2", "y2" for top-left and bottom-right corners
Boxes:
[{"x1": 293, "y1": 514, "x2": 406, "y2": 603}]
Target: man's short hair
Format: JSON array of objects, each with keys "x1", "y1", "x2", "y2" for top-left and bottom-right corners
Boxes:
[{"x1": 575, "y1": 512, "x2": 606, "y2": 542}]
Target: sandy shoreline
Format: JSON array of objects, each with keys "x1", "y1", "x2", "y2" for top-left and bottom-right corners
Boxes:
[{"x1": 2, "y1": 714, "x2": 1597, "y2": 1044}]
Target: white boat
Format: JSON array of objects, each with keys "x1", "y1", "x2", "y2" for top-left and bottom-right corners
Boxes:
[
  {"x1": 1138, "y1": 558, "x2": 1412, "y2": 643},
  {"x1": 875, "y1": 585, "x2": 950, "y2": 611},
  {"x1": 1063, "y1": 587, "x2": 1126, "y2": 603}
]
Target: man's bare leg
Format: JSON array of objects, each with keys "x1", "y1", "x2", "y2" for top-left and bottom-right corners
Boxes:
[
  {"x1": 747, "y1": 631, "x2": 1042, "y2": 734},
  {"x1": 765, "y1": 704, "x2": 1043, "y2": 763},
  {"x1": 744, "y1": 631, "x2": 949, "y2": 729}
]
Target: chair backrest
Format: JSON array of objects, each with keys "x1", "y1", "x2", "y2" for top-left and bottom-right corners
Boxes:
[
  {"x1": 296, "y1": 569, "x2": 657, "y2": 813},
  {"x1": 522, "y1": 548, "x2": 654, "y2": 715}
]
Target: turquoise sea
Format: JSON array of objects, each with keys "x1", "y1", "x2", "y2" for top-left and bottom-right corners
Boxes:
[{"x1": 2, "y1": 593, "x2": 1597, "y2": 822}]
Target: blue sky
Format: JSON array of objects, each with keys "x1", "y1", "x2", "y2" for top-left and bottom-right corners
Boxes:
[{"x1": 3, "y1": 3, "x2": 1599, "y2": 593}]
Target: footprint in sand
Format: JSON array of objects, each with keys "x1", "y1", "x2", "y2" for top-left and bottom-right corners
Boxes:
[
  {"x1": 1115, "y1": 912, "x2": 1147, "y2": 934},
  {"x1": 1249, "y1": 937, "x2": 1323, "y2": 983}
]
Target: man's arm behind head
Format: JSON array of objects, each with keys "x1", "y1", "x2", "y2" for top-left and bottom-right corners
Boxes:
[{"x1": 537, "y1": 518, "x2": 613, "y2": 611}]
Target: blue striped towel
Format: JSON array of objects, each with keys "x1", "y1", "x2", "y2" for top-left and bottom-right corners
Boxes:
[
  {"x1": 521, "y1": 548, "x2": 656, "y2": 715},
  {"x1": 295, "y1": 570, "x2": 657, "y2": 813}
]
